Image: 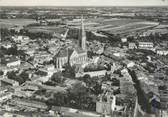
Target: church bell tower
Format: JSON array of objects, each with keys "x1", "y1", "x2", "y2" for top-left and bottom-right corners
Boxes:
[{"x1": 78, "y1": 15, "x2": 86, "y2": 51}]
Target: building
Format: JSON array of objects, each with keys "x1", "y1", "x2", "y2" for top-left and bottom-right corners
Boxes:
[
  {"x1": 96, "y1": 94, "x2": 125, "y2": 116},
  {"x1": 54, "y1": 16, "x2": 87, "y2": 70},
  {"x1": 10, "y1": 26, "x2": 23, "y2": 32},
  {"x1": 156, "y1": 49, "x2": 168, "y2": 56},
  {"x1": 1, "y1": 41, "x2": 12, "y2": 49},
  {"x1": 138, "y1": 42, "x2": 154, "y2": 50},
  {"x1": 0, "y1": 92, "x2": 13, "y2": 102},
  {"x1": 39, "y1": 20, "x2": 48, "y2": 26},
  {"x1": 12, "y1": 35, "x2": 29, "y2": 43},
  {"x1": 121, "y1": 37, "x2": 127, "y2": 43},
  {"x1": 3, "y1": 56, "x2": 21, "y2": 67},
  {"x1": 96, "y1": 93, "x2": 112, "y2": 115},
  {"x1": 54, "y1": 48, "x2": 87, "y2": 70},
  {"x1": 11, "y1": 98, "x2": 48, "y2": 110},
  {"x1": 0, "y1": 78, "x2": 19, "y2": 87},
  {"x1": 1, "y1": 56, "x2": 21, "y2": 68},
  {"x1": 0, "y1": 87, "x2": 13, "y2": 94},
  {"x1": 76, "y1": 70, "x2": 107, "y2": 78},
  {"x1": 25, "y1": 48, "x2": 36, "y2": 57},
  {"x1": 34, "y1": 51, "x2": 53, "y2": 65},
  {"x1": 51, "y1": 106, "x2": 101, "y2": 117},
  {"x1": 128, "y1": 43, "x2": 137, "y2": 49},
  {"x1": 0, "y1": 87, "x2": 8, "y2": 94},
  {"x1": 134, "y1": 97, "x2": 161, "y2": 117},
  {"x1": 2, "y1": 113, "x2": 25, "y2": 117},
  {"x1": 78, "y1": 16, "x2": 87, "y2": 51}
]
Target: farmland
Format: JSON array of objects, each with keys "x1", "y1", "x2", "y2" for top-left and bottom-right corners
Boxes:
[
  {"x1": 68, "y1": 18, "x2": 159, "y2": 35},
  {"x1": 0, "y1": 18, "x2": 159, "y2": 36},
  {"x1": 25, "y1": 26, "x2": 66, "y2": 34},
  {"x1": 0, "y1": 19, "x2": 36, "y2": 28},
  {"x1": 0, "y1": 18, "x2": 66, "y2": 34},
  {"x1": 144, "y1": 24, "x2": 168, "y2": 35}
]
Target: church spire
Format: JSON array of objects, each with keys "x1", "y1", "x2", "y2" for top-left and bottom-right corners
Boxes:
[{"x1": 78, "y1": 15, "x2": 86, "y2": 51}]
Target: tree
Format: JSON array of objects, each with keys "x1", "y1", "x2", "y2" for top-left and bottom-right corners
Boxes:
[
  {"x1": 35, "y1": 70, "x2": 48, "y2": 76},
  {"x1": 127, "y1": 36, "x2": 134, "y2": 42},
  {"x1": 70, "y1": 82, "x2": 88, "y2": 109},
  {"x1": 7, "y1": 71, "x2": 29, "y2": 84},
  {"x1": 17, "y1": 50, "x2": 27, "y2": 61},
  {"x1": 7, "y1": 71, "x2": 17, "y2": 80},
  {"x1": 92, "y1": 82, "x2": 102, "y2": 95},
  {"x1": 127, "y1": 68, "x2": 153, "y2": 113},
  {"x1": 19, "y1": 71, "x2": 30, "y2": 82},
  {"x1": 46, "y1": 92, "x2": 67, "y2": 106},
  {"x1": 0, "y1": 71, "x2": 4, "y2": 76},
  {"x1": 7, "y1": 45, "x2": 18, "y2": 55},
  {"x1": 62, "y1": 63, "x2": 76, "y2": 78},
  {"x1": 51, "y1": 72, "x2": 65, "y2": 84},
  {"x1": 79, "y1": 74, "x2": 91, "y2": 86},
  {"x1": 0, "y1": 28, "x2": 11, "y2": 39}
]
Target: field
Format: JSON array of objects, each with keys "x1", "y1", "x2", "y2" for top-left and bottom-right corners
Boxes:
[
  {"x1": 0, "y1": 18, "x2": 159, "y2": 36},
  {"x1": 0, "y1": 19, "x2": 36, "y2": 28},
  {"x1": 144, "y1": 24, "x2": 168, "y2": 35},
  {"x1": 25, "y1": 26, "x2": 66, "y2": 34},
  {"x1": 0, "y1": 18, "x2": 66, "y2": 34},
  {"x1": 68, "y1": 18, "x2": 159, "y2": 35}
]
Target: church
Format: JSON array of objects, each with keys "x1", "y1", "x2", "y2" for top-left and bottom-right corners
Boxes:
[{"x1": 54, "y1": 16, "x2": 88, "y2": 70}]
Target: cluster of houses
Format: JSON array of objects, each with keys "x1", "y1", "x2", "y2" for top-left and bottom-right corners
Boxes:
[
  {"x1": 0, "y1": 14, "x2": 168, "y2": 117},
  {"x1": 128, "y1": 41, "x2": 168, "y2": 56}
]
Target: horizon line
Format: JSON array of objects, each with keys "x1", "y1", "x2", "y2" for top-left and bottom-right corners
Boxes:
[{"x1": 0, "y1": 5, "x2": 168, "y2": 7}]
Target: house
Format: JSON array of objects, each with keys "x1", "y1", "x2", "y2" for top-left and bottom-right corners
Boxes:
[
  {"x1": 10, "y1": 26, "x2": 23, "y2": 32},
  {"x1": 128, "y1": 42, "x2": 137, "y2": 49},
  {"x1": 160, "y1": 41, "x2": 168, "y2": 48},
  {"x1": 25, "y1": 48, "x2": 36, "y2": 57},
  {"x1": 0, "y1": 78, "x2": 19, "y2": 87},
  {"x1": 4, "y1": 56, "x2": 21, "y2": 67},
  {"x1": 51, "y1": 106, "x2": 101, "y2": 117},
  {"x1": 0, "y1": 86, "x2": 13, "y2": 94},
  {"x1": 14, "y1": 89, "x2": 34, "y2": 98},
  {"x1": 40, "y1": 20, "x2": 48, "y2": 26},
  {"x1": 38, "y1": 65, "x2": 55, "y2": 78},
  {"x1": 0, "y1": 92, "x2": 13, "y2": 102},
  {"x1": 101, "y1": 81, "x2": 119, "y2": 91},
  {"x1": 76, "y1": 70, "x2": 107, "y2": 78},
  {"x1": 0, "y1": 87, "x2": 8, "y2": 94},
  {"x1": 21, "y1": 84, "x2": 39, "y2": 91},
  {"x1": 12, "y1": 35, "x2": 29, "y2": 43},
  {"x1": 12, "y1": 98, "x2": 48, "y2": 110},
  {"x1": 1, "y1": 56, "x2": 21, "y2": 68},
  {"x1": 113, "y1": 52, "x2": 124, "y2": 57},
  {"x1": 45, "y1": 64, "x2": 55, "y2": 71},
  {"x1": 156, "y1": 49, "x2": 168, "y2": 56},
  {"x1": 123, "y1": 60, "x2": 135, "y2": 68},
  {"x1": 96, "y1": 93, "x2": 125, "y2": 115},
  {"x1": 34, "y1": 51, "x2": 53, "y2": 65},
  {"x1": 2, "y1": 41, "x2": 12, "y2": 49},
  {"x1": 2, "y1": 113, "x2": 26, "y2": 117},
  {"x1": 47, "y1": 43, "x2": 60, "y2": 54},
  {"x1": 138, "y1": 42, "x2": 154, "y2": 50},
  {"x1": 121, "y1": 37, "x2": 127, "y2": 43}
]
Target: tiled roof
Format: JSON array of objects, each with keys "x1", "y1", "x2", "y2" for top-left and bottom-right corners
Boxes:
[
  {"x1": 0, "y1": 78, "x2": 18, "y2": 84},
  {"x1": 74, "y1": 46, "x2": 86, "y2": 54},
  {"x1": 2, "y1": 56, "x2": 20, "y2": 64},
  {"x1": 56, "y1": 48, "x2": 74, "y2": 58}
]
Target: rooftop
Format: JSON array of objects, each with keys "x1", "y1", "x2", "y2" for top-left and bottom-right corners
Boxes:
[
  {"x1": 2, "y1": 56, "x2": 20, "y2": 64},
  {"x1": 0, "y1": 78, "x2": 18, "y2": 85},
  {"x1": 56, "y1": 48, "x2": 74, "y2": 58}
]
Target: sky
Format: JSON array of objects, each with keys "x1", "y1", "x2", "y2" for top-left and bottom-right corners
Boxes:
[{"x1": 0, "y1": 0, "x2": 168, "y2": 6}]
